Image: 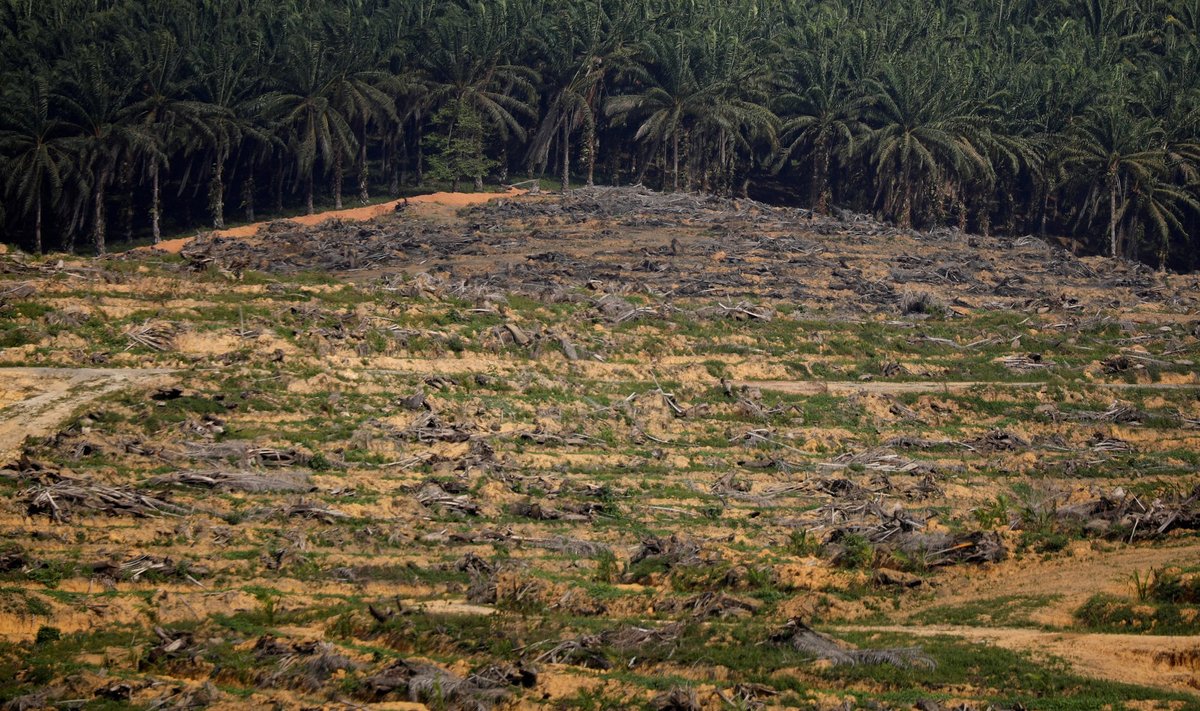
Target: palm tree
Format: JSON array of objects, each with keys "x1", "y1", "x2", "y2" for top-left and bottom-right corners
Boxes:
[
  {"x1": 606, "y1": 30, "x2": 714, "y2": 190},
  {"x1": 259, "y1": 37, "x2": 358, "y2": 215},
  {"x1": 1066, "y1": 103, "x2": 1166, "y2": 258},
  {"x1": 123, "y1": 31, "x2": 214, "y2": 242},
  {"x1": 190, "y1": 22, "x2": 274, "y2": 228},
  {"x1": 307, "y1": 6, "x2": 402, "y2": 207},
  {"x1": 0, "y1": 73, "x2": 76, "y2": 253},
  {"x1": 56, "y1": 49, "x2": 154, "y2": 255},
  {"x1": 526, "y1": 0, "x2": 645, "y2": 189},
  {"x1": 420, "y1": 1, "x2": 538, "y2": 189},
  {"x1": 1125, "y1": 173, "x2": 1200, "y2": 266},
  {"x1": 773, "y1": 44, "x2": 866, "y2": 213},
  {"x1": 855, "y1": 60, "x2": 992, "y2": 228}
]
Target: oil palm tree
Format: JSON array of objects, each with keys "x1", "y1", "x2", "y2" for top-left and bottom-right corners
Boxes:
[
  {"x1": 0, "y1": 73, "x2": 77, "y2": 253},
  {"x1": 774, "y1": 45, "x2": 866, "y2": 213},
  {"x1": 420, "y1": 1, "x2": 538, "y2": 189},
  {"x1": 259, "y1": 36, "x2": 358, "y2": 215},
  {"x1": 1066, "y1": 103, "x2": 1166, "y2": 258},
  {"x1": 526, "y1": 0, "x2": 645, "y2": 189},
  {"x1": 56, "y1": 49, "x2": 155, "y2": 255},
  {"x1": 855, "y1": 60, "x2": 992, "y2": 228},
  {"x1": 123, "y1": 31, "x2": 215, "y2": 242}
]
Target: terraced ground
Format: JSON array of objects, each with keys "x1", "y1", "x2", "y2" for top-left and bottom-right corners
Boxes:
[{"x1": 1, "y1": 187, "x2": 1199, "y2": 710}]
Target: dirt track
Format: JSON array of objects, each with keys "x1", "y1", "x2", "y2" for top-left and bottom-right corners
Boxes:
[
  {"x1": 148, "y1": 187, "x2": 526, "y2": 255},
  {"x1": 0, "y1": 367, "x2": 173, "y2": 459},
  {"x1": 740, "y1": 379, "x2": 1200, "y2": 395}
]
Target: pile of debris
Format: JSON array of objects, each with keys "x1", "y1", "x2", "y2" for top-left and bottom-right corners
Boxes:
[
  {"x1": 180, "y1": 217, "x2": 450, "y2": 274},
  {"x1": 23, "y1": 478, "x2": 190, "y2": 521},
  {"x1": 1053, "y1": 486, "x2": 1200, "y2": 539}
]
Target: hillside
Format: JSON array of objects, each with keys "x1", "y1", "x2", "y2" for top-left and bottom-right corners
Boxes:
[{"x1": 1, "y1": 188, "x2": 1199, "y2": 710}]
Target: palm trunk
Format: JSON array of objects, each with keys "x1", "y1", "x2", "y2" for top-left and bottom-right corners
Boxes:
[
  {"x1": 900, "y1": 180, "x2": 914, "y2": 229},
  {"x1": 1039, "y1": 182, "x2": 1052, "y2": 236},
  {"x1": 34, "y1": 192, "x2": 43, "y2": 254},
  {"x1": 92, "y1": 173, "x2": 107, "y2": 256},
  {"x1": 634, "y1": 146, "x2": 649, "y2": 184},
  {"x1": 586, "y1": 119, "x2": 596, "y2": 187},
  {"x1": 333, "y1": 151, "x2": 344, "y2": 210},
  {"x1": 811, "y1": 150, "x2": 823, "y2": 211},
  {"x1": 415, "y1": 122, "x2": 424, "y2": 185},
  {"x1": 561, "y1": 120, "x2": 570, "y2": 191},
  {"x1": 358, "y1": 132, "x2": 369, "y2": 204},
  {"x1": 672, "y1": 131, "x2": 680, "y2": 192},
  {"x1": 813, "y1": 142, "x2": 832, "y2": 214},
  {"x1": 306, "y1": 171, "x2": 314, "y2": 215},
  {"x1": 120, "y1": 161, "x2": 134, "y2": 243},
  {"x1": 274, "y1": 161, "x2": 285, "y2": 213},
  {"x1": 398, "y1": 133, "x2": 408, "y2": 192},
  {"x1": 210, "y1": 158, "x2": 225, "y2": 229},
  {"x1": 150, "y1": 163, "x2": 161, "y2": 244},
  {"x1": 243, "y1": 172, "x2": 255, "y2": 223},
  {"x1": 1109, "y1": 179, "x2": 1119, "y2": 258}
]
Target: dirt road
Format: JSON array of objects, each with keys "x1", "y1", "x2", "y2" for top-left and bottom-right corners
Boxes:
[
  {"x1": 148, "y1": 187, "x2": 526, "y2": 255},
  {"x1": 740, "y1": 379, "x2": 1200, "y2": 395}
]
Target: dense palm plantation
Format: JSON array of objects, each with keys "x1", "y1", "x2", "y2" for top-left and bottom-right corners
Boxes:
[{"x1": 1, "y1": 0, "x2": 1198, "y2": 269}]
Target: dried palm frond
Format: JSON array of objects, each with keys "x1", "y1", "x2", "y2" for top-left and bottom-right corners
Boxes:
[{"x1": 123, "y1": 320, "x2": 175, "y2": 351}]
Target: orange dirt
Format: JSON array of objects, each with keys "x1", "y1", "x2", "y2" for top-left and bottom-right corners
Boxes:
[{"x1": 148, "y1": 187, "x2": 526, "y2": 254}]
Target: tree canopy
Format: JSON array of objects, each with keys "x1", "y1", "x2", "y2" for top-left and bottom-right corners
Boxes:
[{"x1": 1, "y1": 0, "x2": 1198, "y2": 268}]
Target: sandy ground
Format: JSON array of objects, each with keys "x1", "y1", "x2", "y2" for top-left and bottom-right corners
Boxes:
[{"x1": 148, "y1": 188, "x2": 526, "y2": 255}]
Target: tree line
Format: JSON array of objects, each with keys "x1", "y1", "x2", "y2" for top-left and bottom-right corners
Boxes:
[{"x1": 1, "y1": 0, "x2": 1198, "y2": 269}]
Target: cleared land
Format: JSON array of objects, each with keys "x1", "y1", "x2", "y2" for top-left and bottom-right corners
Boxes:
[{"x1": 1, "y1": 187, "x2": 1199, "y2": 710}]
